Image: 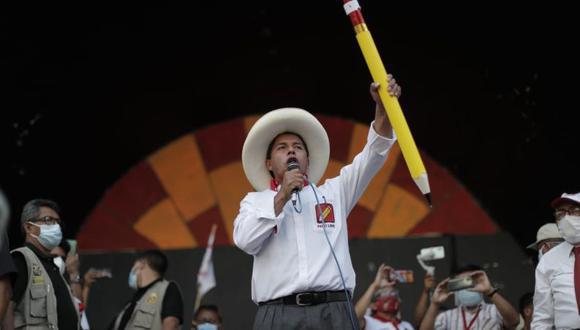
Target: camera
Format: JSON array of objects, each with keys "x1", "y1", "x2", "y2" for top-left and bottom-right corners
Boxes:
[
  {"x1": 447, "y1": 276, "x2": 475, "y2": 292},
  {"x1": 419, "y1": 246, "x2": 445, "y2": 261}
]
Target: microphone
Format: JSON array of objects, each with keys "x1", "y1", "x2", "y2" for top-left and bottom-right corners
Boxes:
[{"x1": 287, "y1": 158, "x2": 300, "y2": 206}]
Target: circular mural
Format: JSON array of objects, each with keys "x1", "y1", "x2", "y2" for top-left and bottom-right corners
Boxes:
[{"x1": 77, "y1": 114, "x2": 496, "y2": 251}]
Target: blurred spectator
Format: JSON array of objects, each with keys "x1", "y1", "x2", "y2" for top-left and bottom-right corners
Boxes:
[
  {"x1": 192, "y1": 304, "x2": 223, "y2": 330},
  {"x1": 109, "y1": 250, "x2": 183, "y2": 330},
  {"x1": 526, "y1": 223, "x2": 563, "y2": 261},
  {"x1": 4, "y1": 199, "x2": 79, "y2": 330},
  {"x1": 0, "y1": 189, "x2": 13, "y2": 324},
  {"x1": 419, "y1": 265, "x2": 519, "y2": 330},
  {"x1": 0, "y1": 232, "x2": 16, "y2": 323},
  {"x1": 355, "y1": 264, "x2": 414, "y2": 329},
  {"x1": 51, "y1": 239, "x2": 82, "y2": 301},
  {"x1": 533, "y1": 192, "x2": 580, "y2": 328}
]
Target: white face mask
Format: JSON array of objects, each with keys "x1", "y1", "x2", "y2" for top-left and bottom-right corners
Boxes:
[
  {"x1": 54, "y1": 257, "x2": 66, "y2": 275},
  {"x1": 29, "y1": 222, "x2": 63, "y2": 250},
  {"x1": 558, "y1": 215, "x2": 580, "y2": 244},
  {"x1": 197, "y1": 323, "x2": 218, "y2": 330},
  {"x1": 128, "y1": 269, "x2": 138, "y2": 290},
  {"x1": 538, "y1": 250, "x2": 544, "y2": 260},
  {"x1": 454, "y1": 289, "x2": 483, "y2": 307}
]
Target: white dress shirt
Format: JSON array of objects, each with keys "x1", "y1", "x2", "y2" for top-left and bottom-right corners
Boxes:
[
  {"x1": 533, "y1": 240, "x2": 580, "y2": 329},
  {"x1": 363, "y1": 316, "x2": 414, "y2": 330},
  {"x1": 434, "y1": 304, "x2": 503, "y2": 330},
  {"x1": 233, "y1": 123, "x2": 396, "y2": 303}
]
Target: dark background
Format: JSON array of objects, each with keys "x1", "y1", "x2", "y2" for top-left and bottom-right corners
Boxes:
[{"x1": 1, "y1": 4, "x2": 578, "y2": 255}]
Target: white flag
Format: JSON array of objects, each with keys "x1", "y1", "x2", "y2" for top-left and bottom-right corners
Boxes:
[{"x1": 197, "y1": 224, "x2": 217, "y2": 299}]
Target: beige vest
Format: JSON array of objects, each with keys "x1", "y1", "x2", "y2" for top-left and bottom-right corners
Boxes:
[
  {"x1": 12, "y1": 247, "x2": 79, "y2": 330},
  {"x1": 114, "y1": 280, "x2": 170, "y2": 330}
]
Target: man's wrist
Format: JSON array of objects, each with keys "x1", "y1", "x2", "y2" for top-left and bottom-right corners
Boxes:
[
  {"x1": 486, "y1": 288, "x2": 499, "y2": 298},
  {"x1": 275, "y1": 190, "x2": 289, "y2": 204}
]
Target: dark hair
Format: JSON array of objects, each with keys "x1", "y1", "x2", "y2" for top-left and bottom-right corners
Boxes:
[
  {"x1": 452, "y1": 264, "x2": 483, "y2": 277},
  {"x1": 136, "y1": 250, "x2": 168, "y2": 276},
  {"x1": 518, "y1": 292, "x2": 533, "y2": 314},
  {"x1": 20, "y1": 199, "x2": 61, "y2": 225},
  {"x1": 194, "y1": 304, "x2": 222, "y2": 322},
  {"x1": 265, "y1": 132, "x2": 310, "y2": 160}
]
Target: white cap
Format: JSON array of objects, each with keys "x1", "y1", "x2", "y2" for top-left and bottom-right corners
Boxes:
[
  {"x1": 527, "y1": 223, "x2": 563, "y2": 250},
  {"x1": 551, "y1": 192, "x2": 580, "y2": 209}
]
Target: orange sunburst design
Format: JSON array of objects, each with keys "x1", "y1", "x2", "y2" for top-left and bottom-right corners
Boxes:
[{"x1": 77, "y1": 115, "x2": 497, "y2": 251}]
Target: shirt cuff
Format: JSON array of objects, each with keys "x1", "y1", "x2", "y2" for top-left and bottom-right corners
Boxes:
[{"x1": 368, "y1": 120, "x2": 397, "y2": 156}]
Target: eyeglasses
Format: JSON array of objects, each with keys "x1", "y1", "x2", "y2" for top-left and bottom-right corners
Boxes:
[
  {"x1": 554, "y1": 207, "x2": 580, "y2": 220},
  {"x1": 29, "y1": 216, "x2": 61, "y2": 225}
]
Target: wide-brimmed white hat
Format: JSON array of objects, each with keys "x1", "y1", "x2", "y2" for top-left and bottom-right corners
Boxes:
[
  {"x1": 242, "y1": 108, "x2": 330, "y2": 191},
  {"x1": 527, "y1": 223, "x2": 563, "y2": 250}
]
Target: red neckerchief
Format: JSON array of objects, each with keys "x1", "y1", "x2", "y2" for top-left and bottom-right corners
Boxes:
[
  {"x1": 269, "y1": 177, "x2": 309, "y2": 192},
  {"x1": 373, "y1": 314, "x2": 400, "y2": 329},
  {"x1": 461, "y1": 305, "x2": 481, "y2": 330}
]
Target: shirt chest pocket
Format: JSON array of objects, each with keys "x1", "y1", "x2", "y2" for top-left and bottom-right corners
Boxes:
[
  {"x1": 29, "y1": 285, "x2": 48, "y2": 318},
  {"x1": 132, "y1": 302, "x2": 157, "y2": 328}
]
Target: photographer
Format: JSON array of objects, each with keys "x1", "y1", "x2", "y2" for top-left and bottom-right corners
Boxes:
[
  {"x1": 355, "y1": 264, "x2": 414, "y2": 330},
  {"x1": 419, "y1": 265, "x2": 518, "y2": 330}
]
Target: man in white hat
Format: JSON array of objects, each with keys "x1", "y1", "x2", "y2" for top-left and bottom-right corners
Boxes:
[
  {"x1": 527, "y1": 223, "x2": 564, "y2": 261},
  {"x1": 234, "y1": 76, "x2": 401, "y2": 330},
  {"x1": 532, "y1": 192, "x2": 580, "y2": 329}
]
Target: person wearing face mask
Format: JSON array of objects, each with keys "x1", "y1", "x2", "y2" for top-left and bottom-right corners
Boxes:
[
  {"x1": 192, "y1": 304, "x2": 223, "y2": 330},
  {"x1": 532, "y1": 192, "x2": 580, "y2": 328},
  {"x1": 3, "y1": 199, "x2": 79, "y2": 330},
  {"x1": 51, "y1": 240, "x2": 95, "y2": 330},
  {"x1": 419, "y1": 265, "x2": 519, "y2": 330},
  {"x1": 109, "y1": 250, "x2": 183, "y2": 330},
  {"x1": 527, "y1": 222, "x2": 564, "y2": 262},
  {"x1": 355, "y1": 264, "x2": 414, "y2": 330},
  {"x1": 51, "y1": 240, "x2": 82, "y2": 302}
]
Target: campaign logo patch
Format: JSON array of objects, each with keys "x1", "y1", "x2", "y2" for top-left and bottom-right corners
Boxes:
[{"x1": 315, "y1": 203, "x2": 335, "y2": 228}]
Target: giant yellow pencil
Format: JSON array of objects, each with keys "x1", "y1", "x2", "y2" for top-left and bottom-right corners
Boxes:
[{"x1": 342, "y1": 0, "x2": 432, "y2": 205}]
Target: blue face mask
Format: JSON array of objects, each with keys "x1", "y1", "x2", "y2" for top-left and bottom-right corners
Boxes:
[
  {"x1": 197, "y1": 323, "x2": 218, "y2": 330},
  {"x1": 128, "y1": 270, "x2": 138, "y2": 289},
  {"x1": 455, "y1": 289, "x2": 483, "y2": 307},
  {"x1": 29, "y1": 222, "x2": 62, "y2": 250}
]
